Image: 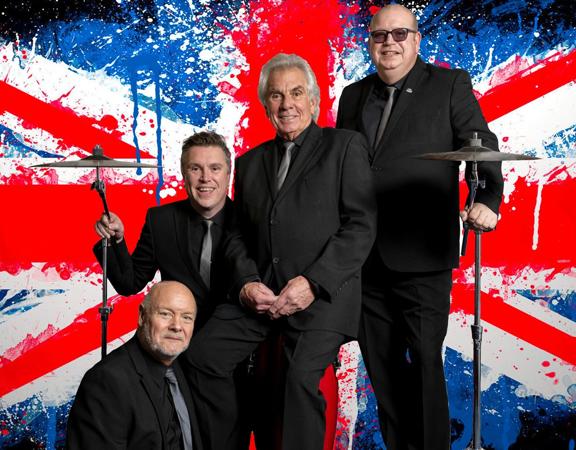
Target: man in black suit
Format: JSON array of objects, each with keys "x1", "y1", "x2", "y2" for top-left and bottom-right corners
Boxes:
[
  {"x1": 66, "y1": 281, "x2": 202, "y2": 450},
  {"x1": 93, "y1": 131, "x2": 233, "y2": 328},
  {"x1": 336, "y1": 5, "x2": 503, "y2": 450},
  {"x1": 184, "y1": 53, "x2": 376, "y2": 450}
]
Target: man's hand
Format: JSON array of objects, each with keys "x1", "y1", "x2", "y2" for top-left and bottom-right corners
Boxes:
[
  {"x1": 240, "y1": 282, "x2": 277, "y2": 313},
  {"x1": 94, "y1": 212, "x2": 125, "y2": 242},
  {"x1": 460, "y1": 202, "x2": 499, "y2": 231},
  {"x1": 268, "y1": 276, "x2": 315, "y2": 320}
]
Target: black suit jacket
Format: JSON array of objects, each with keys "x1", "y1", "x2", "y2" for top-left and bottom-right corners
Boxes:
[
  {"x1": 225, "y1": 123, "x2": 376, "y2": 338},
  {"x1": 94, "y1": 199, "x2": 234, "y2": 327},
  {"x1": 337, "y1": 57, "x2": 503, "y2": 272},
  {"x1": 66, "y1": 337, "x2": 203, "y2": 450}
]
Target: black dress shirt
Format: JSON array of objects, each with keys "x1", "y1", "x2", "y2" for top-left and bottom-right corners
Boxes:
[
  {"x1": 186, "y1": 202, "x2": 227, "y2": 280},
  {"x1": 140, "y1": 341, "x2": 184, "y2": 450},
  {"x1": 362, "y1": 75, "x2": 407, "y2": 150}
]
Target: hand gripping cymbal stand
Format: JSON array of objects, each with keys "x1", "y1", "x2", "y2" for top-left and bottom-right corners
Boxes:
[
  {"x1": 417, "y1": 133, "x2": 538, "y2": 450},
  {"x1": 34, "y1": 145, "x2": 158, "y2": 358}
]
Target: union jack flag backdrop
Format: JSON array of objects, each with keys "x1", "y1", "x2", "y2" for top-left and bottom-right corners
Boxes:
[{"x1": 0, "y1": 0, "x2": 574, "y2": 448}]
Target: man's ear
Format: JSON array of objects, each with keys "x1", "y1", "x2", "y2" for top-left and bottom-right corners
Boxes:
[{"x1": 138, "y1": 304, "x2": 145, "y2": 327}]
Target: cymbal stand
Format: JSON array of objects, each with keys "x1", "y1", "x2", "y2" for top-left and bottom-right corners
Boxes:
[
  {"x1": 90, "y1": 146, "x2": 113, "y2": 359},
  {"x1": 462, "y1": 157, "x2": 486, "y2": 450}
]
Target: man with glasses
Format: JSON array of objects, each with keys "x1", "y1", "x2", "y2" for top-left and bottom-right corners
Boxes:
[{"x1": 336, "y1": 4, "x2": 503, "y2": 450}]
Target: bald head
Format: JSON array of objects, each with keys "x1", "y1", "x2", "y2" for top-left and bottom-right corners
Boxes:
[
  {"x1": 370, "y1": 4, "x2": 418, "y2": 31},
  {"x1": 368, "y1": 4, "x2": 421, "y2": 84},
  {"x1": 138, "y1": 281, "x2": 197, "y2": 365}
]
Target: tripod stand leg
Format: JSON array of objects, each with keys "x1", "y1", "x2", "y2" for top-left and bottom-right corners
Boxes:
[
  {"x1": 467, "y1": 230, "x2": 483, "y2": 450},
  {"x1": 99, "y1": 237, "x2": 112, "y2": 359}
]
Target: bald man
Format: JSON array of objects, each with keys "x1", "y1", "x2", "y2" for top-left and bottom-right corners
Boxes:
[
  {"x1": 337, "y1": 5, "x2": 503, "y2": 449},
  {"x1": 67, "y1": 281, "x2": 203, "y2": 450}
]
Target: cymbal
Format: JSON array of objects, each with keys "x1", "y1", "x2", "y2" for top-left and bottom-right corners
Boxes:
[
  {"x1": 32, "y1": 145, "x2": 159, "y2": 168},
  {"x1": 33, "y1": 155, "x2": 159, "y2": 168},
  {"x1": 416, "y1": 146, "x2": 539, "y2": 162}
]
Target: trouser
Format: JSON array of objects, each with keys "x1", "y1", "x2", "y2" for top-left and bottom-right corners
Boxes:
[
  {"x1": 359, "y1": 251, "x2": 452, "y2": 450},
  {"x1": 183, "y1": 305, "x2": 345, "y2": 450}
]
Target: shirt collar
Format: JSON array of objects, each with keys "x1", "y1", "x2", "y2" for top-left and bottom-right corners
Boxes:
[
  {"x1": 275, "y1": 121, "x2": 314, "y2": 148},
  {"x1": 137, "y1": 335, "x2": 171, "y2": 384},
  {"x1": 187, "y1": 199, "x2": 227, "y2": 227}
]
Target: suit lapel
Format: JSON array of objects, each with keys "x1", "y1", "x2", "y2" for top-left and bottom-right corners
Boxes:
[
  {"x1": 260, "y1": 140, "x2": 278, "y2": 198},
  {"x1": 127, "y1": 338, "x2": 169, "y2": 449},
  {"x1": 373, "y1": 57, "x2": 427, "y2": 160},
  {"x1": 275, "y1": 123, "x2": 324, "y2": 201},
  {"x1": 357, "y1": 75, "x2": 377, "y2": 137},
  {"x1": 174, "y1": 203, "x2": 209, "y2": 293}
]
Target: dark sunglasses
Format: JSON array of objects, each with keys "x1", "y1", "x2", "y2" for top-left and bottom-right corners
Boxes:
[{"x1": 370, "y1": 28, "x2": 417, "y2": 43}]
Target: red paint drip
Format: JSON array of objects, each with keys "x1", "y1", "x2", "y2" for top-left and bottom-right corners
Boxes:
[{"x1": 457, "y1": 176, "x2": 576, "y2": 269}]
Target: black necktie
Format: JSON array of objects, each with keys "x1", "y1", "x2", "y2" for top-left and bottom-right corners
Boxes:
[
  {"x1": 374, "y1": 86, "x2": 396, "y2": 147},
  {"x1": 277, "y1": 141, "x2": 295, "y2": 191},
  {"x1": 165, "y1": 367, "x2": 193, "y2": 450},
  {"x1": 199, "y1": 220, "x2": 212, "y2": 288}
]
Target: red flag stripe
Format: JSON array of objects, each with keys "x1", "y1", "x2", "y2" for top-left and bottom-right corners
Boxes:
[
  {"x1": 0, "y1": 294, "x2": 142, "y2": 398},
  {"x1": 0, "y1": 81, "x2": 155, "y2": 159},
  {"x1": 451, "y1": 284, "x2": 576, "y2": 366},
  {"x1": 478, "y1": 49, "x2": 576, "y2": 122}
]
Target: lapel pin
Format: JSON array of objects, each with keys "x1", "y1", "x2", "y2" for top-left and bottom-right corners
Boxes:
[{"x1": 406, "y1": 88, "x2": 413, "y2": 93}]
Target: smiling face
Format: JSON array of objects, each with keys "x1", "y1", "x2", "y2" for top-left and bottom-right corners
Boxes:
[
  {"x1": 264, "y1": 67, "x2": 318, "y2": 141},
  {"x1": 181, "y1": 145, "x2": 230, "y2": 219},
  {"x1": 138, "y1": 282, "x2": 196, "y2": 366},
  {"x1": 369, "y1": 4, "x2": 421, "y2": 84}
]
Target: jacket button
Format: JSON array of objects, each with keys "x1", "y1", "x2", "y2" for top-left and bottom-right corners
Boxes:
[
  {"x1": 272, "y1": 257, "x2": 280, "y2": 264},
  {"x1": 270, "y1": 219, "x2": 276, "y2": 225}
]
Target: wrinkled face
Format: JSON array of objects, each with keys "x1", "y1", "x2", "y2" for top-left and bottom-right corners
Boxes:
[
  {"x1": 139, "y1": 287, "x2": 196, "y2": 365},
  {"x1": 369, "y1": 6, "x2": 421, "y2": 83},
  {"x1": 264, "y1": 67, "x2": 317, "y2": 141},
  {"x1": 181, "y1": 145, "x2": 230, "y2": 219}
]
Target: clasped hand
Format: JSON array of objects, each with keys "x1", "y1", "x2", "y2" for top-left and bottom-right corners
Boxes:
[{"x1": 240, "y1": 276, "x2": 315, "y2": 319}]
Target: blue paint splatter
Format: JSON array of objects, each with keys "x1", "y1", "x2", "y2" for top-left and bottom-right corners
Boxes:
[
  {"x1": 516, "y1": 289, "x2": 576, "y2": 321},
  {"x1": 28, "y1": 0, "x2": 244, "y2": 127},
  {"x1": 0, "y1": 124, "x2": 61, "y2": 158},
  {"x1": 0, "y1": 289, "x2": 65, "y2": 321},
  {"x1": 0, "y1": 397, "x2": 70, "y2": 448}
]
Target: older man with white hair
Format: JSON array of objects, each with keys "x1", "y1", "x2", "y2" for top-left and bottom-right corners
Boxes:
[{"x1": 184, "y1": 53, "x2": 376, "y2": 450}]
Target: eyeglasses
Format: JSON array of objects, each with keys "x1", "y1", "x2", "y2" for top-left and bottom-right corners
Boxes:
[{"x1": 370, "y1": 28, "x2": 417, "y2": 43}]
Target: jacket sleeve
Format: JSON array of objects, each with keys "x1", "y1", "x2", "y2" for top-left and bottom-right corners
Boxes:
[
  {"x1": 93, "y1": 209, "x2": 158, "y2": 296},
  {"x1": 451, "y1": 69, "x2": 504, "y2": 213},
  {"x1": 222, "y1": 159, "x2": 260, "y2": 300}
]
